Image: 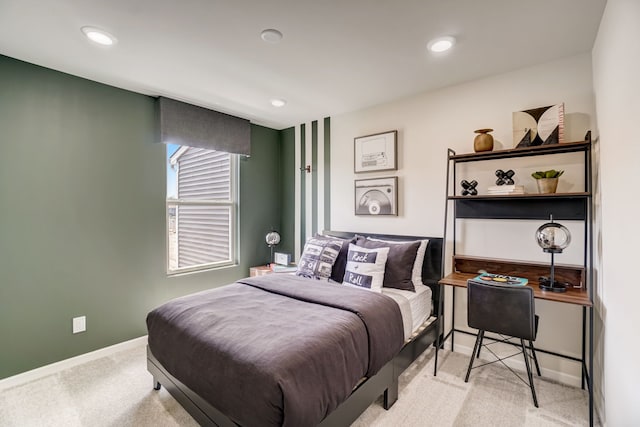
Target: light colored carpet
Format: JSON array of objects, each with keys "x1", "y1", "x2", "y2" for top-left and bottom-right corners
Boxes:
[{"x1": 0, "y1": 344, "x2": 595, "y2": 426}]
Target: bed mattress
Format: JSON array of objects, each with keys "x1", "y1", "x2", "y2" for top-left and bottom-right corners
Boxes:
[{"x1": 382, "y1": 285, "x2": 432, "y2": 340}]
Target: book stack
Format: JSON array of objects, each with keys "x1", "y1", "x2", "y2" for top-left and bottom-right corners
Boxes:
[
  {"x1": 269, "y1": 263, "x2": 298, "y2": 273},
  {"x1": 487, "y1": 185, "x2": 525, "y2": 195}
]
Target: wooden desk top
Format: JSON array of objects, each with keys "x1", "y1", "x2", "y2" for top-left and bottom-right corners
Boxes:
[
  {"x1": 439, "y1": 272, "x2": 592, "y2": 307},
  {"x1": 440, "y1": 255, "x2": 592, "y2": 307}
]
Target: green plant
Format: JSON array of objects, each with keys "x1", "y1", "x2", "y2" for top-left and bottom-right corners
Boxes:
[{"x1": 531, "y1": 169, "x2": 564, "y2": 179}]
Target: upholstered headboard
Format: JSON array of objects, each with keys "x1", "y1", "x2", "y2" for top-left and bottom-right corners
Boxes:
[{"x1": 321, "y1": 230, "x2": 444, "y2": 289}]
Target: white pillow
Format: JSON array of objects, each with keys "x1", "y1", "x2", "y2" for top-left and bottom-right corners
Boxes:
[
  {"x1": 342, "y1": 244, "x2": 389, "y2": 292},
  {"x1": 366, "y1": 237, "x2": 429, "y2": 287}
]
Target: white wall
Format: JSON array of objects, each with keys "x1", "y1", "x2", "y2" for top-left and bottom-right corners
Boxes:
[
  {"x1": 331, "y1": 53, "x2": 596, "y2": 384},
  {"x1": 592, "y1": 0, "x2": 640, "y2": 424}
]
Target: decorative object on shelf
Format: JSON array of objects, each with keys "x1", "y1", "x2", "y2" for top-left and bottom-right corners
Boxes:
[
  {"x1": 513, "y1": 103, "x2": 565, "y2": 147},
  {"x1": 487, "y1": 184, "x2": 524, "y2": 195},
  {"x1": 354, "y1": 176, "x2": 398, "y2": 215},
  {"x1": 495, "y1": 169, "x2": 515, "y2": 185},
  {"x1": 460, "y1": 179, "x2": 478, "y2": 196},
  {"x1": 535, "y1": 215, "x2": 571, "y2": 293},
  {"x1": 532, "y1": 169, "x2": 564, "y2": 194},
  {"x1": 473, "y1": 128, "x2": 494, "y2": 152},
  {"x1": 265, "y1": 230, "x2": 281, "y2": 263},
  {"x1": 354, "y1": 130, "x2": 397, "y2": 173}
]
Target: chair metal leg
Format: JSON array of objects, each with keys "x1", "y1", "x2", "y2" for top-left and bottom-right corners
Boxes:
[
  {"x1": 476, "y1": 330, "x2": 484, "y2": 358},
  {"x1": 529, "y1": 340, "x2": 541, "y2": 376},
  {"x1": 521, "y1": 339, "x2": 539, "y2": 408},
  {"x1": 465, "y1": 331, "x2": 483, "y2": 382}
]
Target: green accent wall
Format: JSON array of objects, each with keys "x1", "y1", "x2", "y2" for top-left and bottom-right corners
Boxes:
[
  {"x1": 279, "y1": 127, "x2": 296, "y2": 257},
  {"x1": 299, "y1": 124, "x2": 306, "y2": 251},
  {"x1": 0, "y1": 55, "x2": 283, "y2": 379},
  {"x1": 323, "y1": 117, "x2": 331, "y2": 231},
  {"x1": 311, "y1": 121, "x2": 318, "y2": 235}
]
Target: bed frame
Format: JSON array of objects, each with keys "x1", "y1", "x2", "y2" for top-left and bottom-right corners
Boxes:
[{"x1": 147, "y1": 231, "x2": 443, "y2": 426}]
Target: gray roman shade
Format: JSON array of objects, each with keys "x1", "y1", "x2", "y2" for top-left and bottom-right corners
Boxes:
[{"x1": 158, "y1": 97, "x2": 251, "y2": 156}]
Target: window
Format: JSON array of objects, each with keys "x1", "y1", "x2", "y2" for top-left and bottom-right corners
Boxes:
[{"x1": 167, "y1": 144, "x2": 238, "y2": 274}]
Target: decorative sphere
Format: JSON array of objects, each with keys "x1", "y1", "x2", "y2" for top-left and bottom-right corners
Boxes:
[
  {"x1": 265, "y1": 231, "x2": 281, "y2": 246},
  {"x1": 535, "y1": 223, "x2": 571, "y2": 253}
]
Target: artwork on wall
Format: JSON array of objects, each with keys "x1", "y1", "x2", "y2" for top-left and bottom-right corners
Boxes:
[
  {"x1": 354, "y1": 130, "x2": 397, "y2": 173},
  {"x1": 354, "y1": 176, "x2": 398, "y2": 216},
  {"x1": 512, "y1": 103, "x2": 564, "y2": 147}
]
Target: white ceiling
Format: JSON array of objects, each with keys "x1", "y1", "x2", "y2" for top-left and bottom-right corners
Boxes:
[{"x1": 0, "y1": 0, "x2": 606, "y2": 130}]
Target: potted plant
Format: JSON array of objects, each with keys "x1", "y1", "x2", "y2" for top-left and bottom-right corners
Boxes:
[{"x1": 531, "y1": 169, "x2": 564, "y2": 193}]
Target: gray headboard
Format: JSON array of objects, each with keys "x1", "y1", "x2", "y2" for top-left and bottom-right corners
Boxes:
[{"x1": 321, "y1": 231, "x2": 444, "y2": 287}]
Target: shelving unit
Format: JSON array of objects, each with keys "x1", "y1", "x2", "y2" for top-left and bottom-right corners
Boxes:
[{"x1": 440, "y1": 132, "x2": 594, "y2": 426}]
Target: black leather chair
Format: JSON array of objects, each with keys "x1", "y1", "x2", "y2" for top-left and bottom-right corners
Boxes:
[{"x1": 464, "y1": 280, "x2": 541, "y2": 407}]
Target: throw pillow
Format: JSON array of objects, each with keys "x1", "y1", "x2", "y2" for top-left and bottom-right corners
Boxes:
[
  {"x1": 315, "y1": 233, "x2": 357, "y2": 283},
  {"x1": 363, "y1": 236, "x2": 430, "y2": 287},
  {"x1": 355, "y1": 236, "x2": 421, "y2": 292},
  {"x1": 342, "y1": 244, "x2": 389, "y2": 292},
  {"x1": 295, "y1": 236, "x2": 343, "y2": 280}
]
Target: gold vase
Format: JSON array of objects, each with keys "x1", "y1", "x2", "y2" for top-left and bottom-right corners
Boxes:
[
  {"x1": 473, "y1": 128, "x2": 494, "y2": 152},
  {"x1": 536, "y1": 178, "x2": 559, "y2": 194}
]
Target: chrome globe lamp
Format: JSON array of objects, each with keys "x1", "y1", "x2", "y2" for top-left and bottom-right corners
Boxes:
[
  {"x1": 265, "y1": 230, "x2": 281, "y2": 264},
  {"x1": 535, "y1": 215, "x2": 571, "y2": 293}
]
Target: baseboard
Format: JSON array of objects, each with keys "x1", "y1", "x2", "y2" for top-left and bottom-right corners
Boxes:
[
  {"x1": 0, "y1": 335, "x2": 148, "y2": 391},
  {"x1": 451, "y1": 341, "x2": 582, "y2": 388}
]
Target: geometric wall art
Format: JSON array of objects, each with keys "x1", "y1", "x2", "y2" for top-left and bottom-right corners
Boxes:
[{"x1": 513, "y1": 103, "x2": 564, "y2": 147}]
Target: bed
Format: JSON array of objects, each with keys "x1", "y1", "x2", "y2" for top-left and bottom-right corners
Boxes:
[{"x1": 146, "y1": 231, "x2": 443, "y2": 426}]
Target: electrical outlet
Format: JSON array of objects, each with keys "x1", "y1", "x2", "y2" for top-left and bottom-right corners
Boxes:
[{"x1": 72, "y1": 316, "x2": 86, "y2": 334}]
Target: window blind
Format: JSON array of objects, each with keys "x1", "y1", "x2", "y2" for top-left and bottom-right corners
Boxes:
[{"x1": 158, "y1": 96, "x2": 251, "y2": 156}]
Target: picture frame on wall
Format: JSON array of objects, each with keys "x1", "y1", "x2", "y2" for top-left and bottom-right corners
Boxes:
[
  {"x1": 354, "y1": 176, "x2": 398, "y2": 216},
  {"x1": 354, "y1": 130, "x2": 397, "y2": 173}
]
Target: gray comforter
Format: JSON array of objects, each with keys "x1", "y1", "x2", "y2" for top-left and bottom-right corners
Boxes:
[{"x1": 146, "y1": 274, "x2": 404, "y2": 427}]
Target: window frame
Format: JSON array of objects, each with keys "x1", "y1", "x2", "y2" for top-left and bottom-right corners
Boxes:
[{"x1": 166, "y1": 147, "x2": 239, "y2": 276}]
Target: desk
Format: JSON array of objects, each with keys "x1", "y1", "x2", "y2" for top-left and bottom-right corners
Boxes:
[{"x1": 439, "y1": 256, "x2": 593, "y2": 423}]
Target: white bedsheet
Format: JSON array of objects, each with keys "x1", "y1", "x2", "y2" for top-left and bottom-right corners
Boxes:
[{"x1": 382, "y1": 285, "x2": 432, "y2": 340}]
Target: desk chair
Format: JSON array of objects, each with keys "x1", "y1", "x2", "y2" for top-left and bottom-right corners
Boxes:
[{"x1": 464, "y1": 280, "x2": 541, "y2": 407}]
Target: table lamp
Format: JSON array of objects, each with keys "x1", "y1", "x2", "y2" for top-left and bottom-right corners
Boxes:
[
  {"x1": 535, "y1": 215, "x2": 571, "y2": 293},
  {"x1": 265, "y1": 230, "x2": 281, "y2": 264}
]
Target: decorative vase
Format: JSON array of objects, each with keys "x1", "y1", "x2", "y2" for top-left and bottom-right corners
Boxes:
[
  {"x1": 473, "y1": 128, "x2": 494, "y2": 152},
  {"x1": 536, "y1": 178, "x2": 559, "y2": 194}
]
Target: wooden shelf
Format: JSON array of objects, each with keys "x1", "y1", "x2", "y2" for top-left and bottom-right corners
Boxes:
[
  {"x1": 449, "y1": 140, "x2": 591, "y2": 163},
  {"x1": 448, "y1": 192, "x2": 590, "y2": 200}
]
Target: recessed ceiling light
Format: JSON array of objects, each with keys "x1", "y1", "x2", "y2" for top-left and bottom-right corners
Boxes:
[
  {"x1": 270, "y1": 98, "x2": 286, "y2": 108},
  {"x1": 427, "y1": 36, "x2": 456, "y2": 53},
  {"x1": 261, "y1": 29, "x2": 283, "y2": 44},
  {"x1": 81, "y1": 26, "x2": 117, "y2": 46}
]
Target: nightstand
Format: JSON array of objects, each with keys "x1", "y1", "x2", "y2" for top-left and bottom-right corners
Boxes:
[
  {"x1": 249, "y1": 265, "x2": 273, "y2": 277},
  {"x1": 249, "y1": 264, "x2": 297, "y2": 277}
]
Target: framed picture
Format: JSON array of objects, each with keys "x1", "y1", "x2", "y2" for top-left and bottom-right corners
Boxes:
[
  {"x1": 354, "y1": 176, "x2": 398, "y2": 216},
  {"x1": 354, "y1": 130, "x2": 397, "y2": 173},
  {"x1": 512, "y1": 103, "x2": 565, "y2": 147}
]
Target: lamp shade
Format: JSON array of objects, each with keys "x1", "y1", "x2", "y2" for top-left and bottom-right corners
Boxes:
[
  {"x1": 265, "y1": 231, "x2": 281, "y2": 247},
  {"x1": 535, "y1": 222, "x2": 571, "y2": 253}
]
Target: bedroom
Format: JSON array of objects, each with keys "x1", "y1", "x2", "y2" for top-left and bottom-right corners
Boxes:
[{"x1": 0, "y1": 0, "x2": 638, "y2": 425}]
